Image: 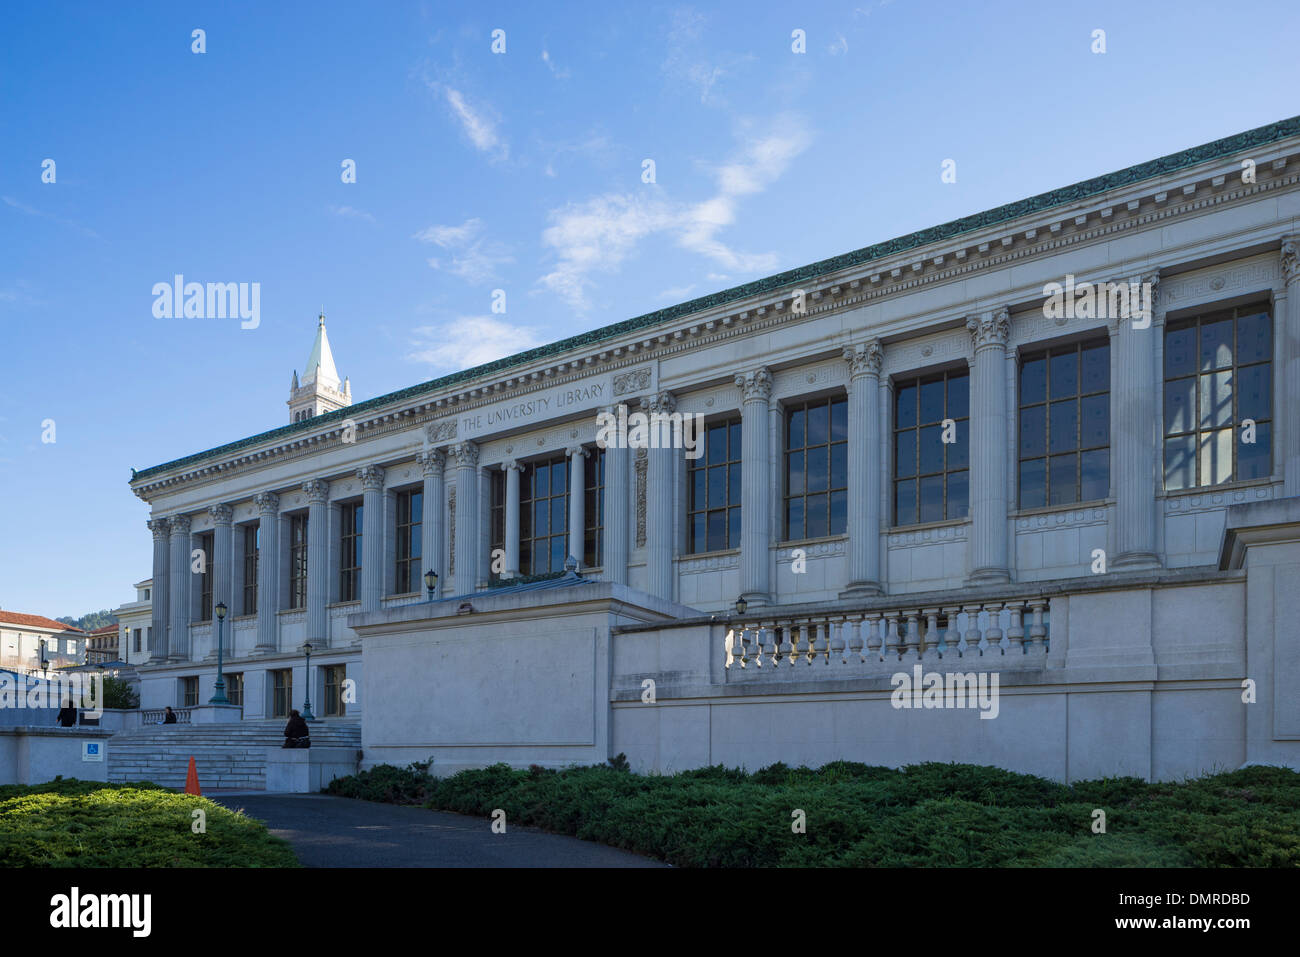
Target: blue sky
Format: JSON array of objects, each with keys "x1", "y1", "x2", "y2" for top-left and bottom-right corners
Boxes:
[{"x1": 2, "y1": 0, "x2": 1298, "y2": 618}]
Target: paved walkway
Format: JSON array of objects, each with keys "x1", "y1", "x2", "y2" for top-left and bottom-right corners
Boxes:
[{"x1": 207, "y1": 793, "x2": 665, "y2": 868}]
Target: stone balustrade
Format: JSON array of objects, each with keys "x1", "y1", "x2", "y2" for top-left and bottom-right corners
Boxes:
[
  {"x1": 141, "y1": 707, "x2": 192, "y2": 724},
  {"x1": 724, "y1": 598, "x2": 1049, "y2": 676}
]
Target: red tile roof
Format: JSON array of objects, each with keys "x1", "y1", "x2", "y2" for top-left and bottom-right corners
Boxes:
[
  {"x1": 86, "y1": 624, "x2": 120, "y2": 638},
  {"x1": 0, "y1": 611, "x2": 85, "y2": 633}
]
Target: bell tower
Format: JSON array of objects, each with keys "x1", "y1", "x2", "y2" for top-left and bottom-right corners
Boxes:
[{"x1": 288, "y1": 314, "x2": 351, "y2": 423}]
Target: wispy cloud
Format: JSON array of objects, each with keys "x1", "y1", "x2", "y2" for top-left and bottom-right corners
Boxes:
[
  {"x1": 407, "y1": 316, "x2": 543, "y2": 372},
  {"x1": 413, "y1": 217, "x2": 514, "y2": 285},
  {"x1": 329, "y1": 205, "x2": 376, "y2": 223},
  {"x1": 541, "y1": 49, "x2": 570, "y2": 79},
  {"x1": 433, "y1": 84, "x2": 508, "y2": 160},
  {"x1": 661, "y1": 7, "x2": 753, "y2": 106},
  {"x1": 828, "y1": 34, "x2": 848, "y2": 55},
  {"x1": 2, "y1": 196, "x2": 99, "y2": 238},
  {"x1": 538, "y1": 115, "x2": 810, "y2": 310}
]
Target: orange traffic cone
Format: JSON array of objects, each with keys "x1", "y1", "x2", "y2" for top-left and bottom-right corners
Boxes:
[{"x1": 184, "y1": 756, "x2": 202, "y2": 796}]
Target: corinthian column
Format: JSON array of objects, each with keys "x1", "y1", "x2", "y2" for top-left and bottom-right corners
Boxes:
[
  {"x1": 842, "y1": 340, "x2": 884, "y2": 597},
  {"x1": 167, "y1": 514, "x2": 192, "y2": 661},
  {"x1": 147, "y1": 517, "x2": 170, "y2": 663},
  {"x1": 252, "y1": 491, "x2": 280, "y2": 654},
  {"x1": 207, "y1": 505, "x2": 233, "y2": 659},
  {"x1": 358, "y1": 466, "x2": 386, "y2": 612},
  {"x1": 966, "y1": 308, "x2": 1012, "y2": 585},
  {"x1": 568, "y1": 445, "x2": 588, "y2": 569},
  {"x1": 303, "y1": 479, "x2": 330, "y2": 645},
  {"x1": 504, "y1": 459, "x2": 521, "y2": 579},
  {"x1": 449, "y1": 442, "x2": 479, "y2": 595},
  {"x1": 735, "y1": 367, "x2": 773, "y2": 606},
  {"x1": 1282, "y1": 238, "x2": 1300, "y2": 498},
  {"x1": 416, "y1": 449, "x2": 445, "y2": 596},
  {"x1": 601, "y1": 409, "x2": 629, "y2": 585},
  {"x1": 642, "y1": 392, "x2": 676, "y2": 601},
  {"x1": 1112, "y1": 272, "x2": 1161, "y2": 569}
]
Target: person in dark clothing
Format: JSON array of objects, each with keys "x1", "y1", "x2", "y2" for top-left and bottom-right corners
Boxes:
[
  {"x1": 162, "y1": 706, "x2": 177, "y2": 724},
  {"x1": 56, "y1": 700, "x2": 77, "y2": 728},
  {"x1": 283, "y1": 709, "x2": 310, "y2": 748}
]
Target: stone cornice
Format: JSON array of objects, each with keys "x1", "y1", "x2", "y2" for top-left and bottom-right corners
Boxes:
[{"x1": 130, "y1": 118, "x2": 1300, "y2": 497}]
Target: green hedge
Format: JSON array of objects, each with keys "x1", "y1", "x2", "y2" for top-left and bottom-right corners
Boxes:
[
  {"x1": 0, "y1": 777, "x2": 297, "y2": 867},
  {"x1": 327, "y1": 759, "x2": 1300, "y2": 867}
]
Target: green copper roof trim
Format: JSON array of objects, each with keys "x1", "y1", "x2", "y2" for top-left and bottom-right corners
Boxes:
[{"x1": 133, "y1": 114, "x2": 1300, "y2": 484}]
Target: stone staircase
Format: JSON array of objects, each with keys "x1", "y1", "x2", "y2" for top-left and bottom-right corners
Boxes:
[{"x1": 107, "y1": 720, "x2": 362, "y2": 790}]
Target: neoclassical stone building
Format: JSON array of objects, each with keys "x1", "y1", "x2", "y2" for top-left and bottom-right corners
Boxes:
[{"x1": 129, "y1": 116, "x2": 1300, "y2": 781}]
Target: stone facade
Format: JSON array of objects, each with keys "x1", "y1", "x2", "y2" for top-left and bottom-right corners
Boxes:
[{"x1": 128, "y1": 118, "x2": 1300, "y2": 780}]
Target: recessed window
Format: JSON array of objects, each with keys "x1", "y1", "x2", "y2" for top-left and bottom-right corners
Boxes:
[
  {"x1": 584, "y1": 448, "x2": 605, "y2": 567},
  {"x1": 288, "y1": 513, "x2": 308, "y2": 609},
  {"x1": 1019, "y1": 339, "x2": 1110, "y2": 507},
  {"x1": 242, "y1": 524, "x2": 259, "y2": 616},
  {"x1": 687, "y1": 418, "x2": 742, "y2": 553},
  {"x1": 198, "y1": 531, "x2": 215, "y2": 621},
  {"x1": 339, "y1": 502, "x2": 362, "y2": 602},
  {"x1": 225, "y1": 673, "x2": 243, "y2": 707},
  {"x1": 1163, "y1": 302, "x2": 1272, "y2": 490},
  {"x1": 893, "y1": 369, "x2": 970, "y2": 524},
  {"x1": 324, "y1": 665, "x2": 346, "y2": 717},
  {"x1": 394, "y1": 489, "x2": 423, "y2": 593},
  {"x1": 271, "y1": 668, "x2": 293, "y2": 718},
  {"x1": 181, "y1": 676, "x2": 199, "y2": 708},
  {"x1": 785, "y1": 397, "x2": 848, "y2": 540},
  {"x1": 520, "y1": 455, "x2": 570, "y2": 575}
]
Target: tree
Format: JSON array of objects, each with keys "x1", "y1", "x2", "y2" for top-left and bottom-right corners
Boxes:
[{"x1": 101, "y1": 676, "x2": 139, "y2": 710}]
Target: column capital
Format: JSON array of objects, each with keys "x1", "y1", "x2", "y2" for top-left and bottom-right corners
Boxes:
[
  {"x1": 503, "y1": 458, "x2": 522, "y2": 473},
  {"x1": 253, "y1": 491, "x2": 280, "y2": 514},
  {"x1": 168, "y1": 513, "x2": 191, "y2": 535},
  {"x1": 566, "y1": 444, "x2": 589, "y2": 459},
  {"x1": 1282, "y1": 235, "x2": 1300, "y2": 284},
  {"x1": 734, "y1": 367, "x2": 774, "y2": 403},
  {"x1": 148, "y1": 517, "x2": 170, "y2": 539},
  {"x1": 448, "y1": 441, "x2": 479, "y2": 469},
  {"x1": 415, "y1": 449, "x2": 446, "y2": 477},
  {"x1": 207, "y1": 504, "x2": 234, "y2": 525},
  {"x1": 843, "y1": 340, "x2": 883, "y2": 379},
  {"x1": 303, "y1": 479, "x2": 331, "y2": 504},
  {"x1": 640, "y1": 391, "x2": 676, "y2": 415},
  {"x1": 357, "y1": 465, "x2": 386, "y2": 490},
  {"x1": 966, "y1": 308, "x2": 1011, "y2": 350}
]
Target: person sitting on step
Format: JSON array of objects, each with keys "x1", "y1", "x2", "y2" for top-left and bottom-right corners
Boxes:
[{"x1": 282, "y1": 709, "x2": 311, "y2": 749}]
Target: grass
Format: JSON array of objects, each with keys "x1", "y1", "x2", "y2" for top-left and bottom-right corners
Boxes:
[
  {"x1": 327, "y1": 758, "x2": 1300, "y2": 867},
  {"x1": 0, "y1": 777, "x2": 298, "y2": 867}
]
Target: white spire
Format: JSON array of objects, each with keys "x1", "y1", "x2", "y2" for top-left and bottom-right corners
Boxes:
[
  {"x1": 303, "y1": 313, "x2": 340, "y2": 388},
  {"x1": 287, "y1": 313, "x2": 352, "y2": 423}
]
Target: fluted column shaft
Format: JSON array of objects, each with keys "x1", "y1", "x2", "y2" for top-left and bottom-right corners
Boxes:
[
  {"x1": 843, "y1": 342, "x2": 884, "y2": 596},
  {"x1": 967, "y1": 309, "x2": 1011, "y2": 585},
  {"x1": 450, "y1": 442, "x2": 479, "y2": 595},
  {"x1": 417, "y1": 450, "x2": 445, "y2": 596},
  {"x1": 1282, "y1": 238, "x2": 1300, "y2": 497},
  {"x1": 358, "y1": 466, "x2": 385, "y2": 612},
  {"x1": 735, "y1": 368, "x2": 773, "y2": 605},
  {"x1": 304, "y1": 480, "x2": 330, "y2": 644},
  {"x1": 208, "y1": 505, "x2": 233, "y2": 658},
  {"x1": 167, "y1": 514, "x2": 192, "y2": 661},
  {"x1": 602, "y1": 420, "x2": 629, "y2": 584},
  {"x1": 504, "y1": 460, "x2": 521, "y2": 578},
  {"x1": 643, "y1": 392, "x2": 676, "y2": 601},
  {"x1": 253, "y1": 492, "x2": 280, "y2": 653},
  {"x1": 568, "y1": 445, "x2": 588, "y2": 567},
  {"x1": 147, "y1": 518, "x2": 170, "y2": 663},
  {"x1": 1113, "y1": 273, "x2": 1161, "y2": 568}
]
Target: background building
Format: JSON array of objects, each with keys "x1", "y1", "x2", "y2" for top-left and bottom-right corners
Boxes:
[{"x1": 0, "y1": 612, "x2": 84, "y2": 676}]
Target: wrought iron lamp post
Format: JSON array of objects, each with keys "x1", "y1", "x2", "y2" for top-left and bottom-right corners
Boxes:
[
  {"x1": 209, "y1": 601, "x2": 230, "y2": 704},
  {"x1": 301, "y1": 641, "x2": 315, "y2": 721}
]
